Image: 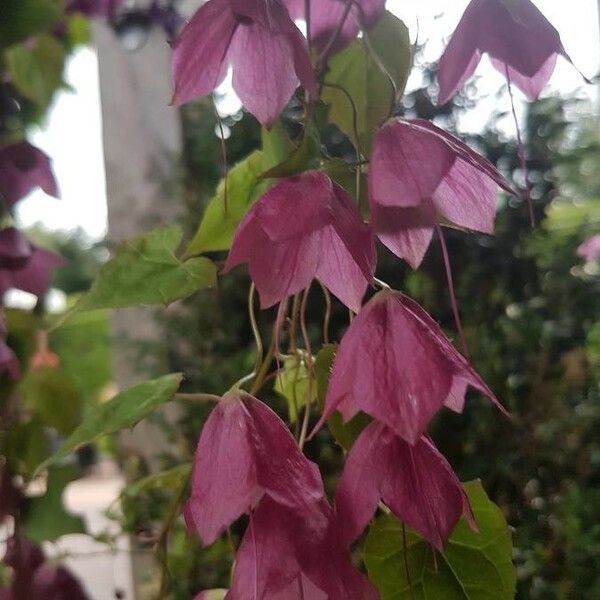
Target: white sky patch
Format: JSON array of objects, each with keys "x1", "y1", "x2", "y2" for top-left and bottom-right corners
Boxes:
[{"x1": 14, "y1": 0, "x2": 600, "y2": 240}]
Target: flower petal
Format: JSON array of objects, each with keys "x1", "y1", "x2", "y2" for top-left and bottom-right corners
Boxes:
[
  {"x1": 0, "y1": 142, "x2": 59, "y2": 208},
  {"x1": 369, "y1": 120, "x2": 455, "y2": 208},
  {"x1": 171, "y1": 0, "x2": 236, "y2": 106},
  {"x1": 371, "y1": 203, "x2": 435, "y2": 269},
  {"x1": 336, "y1": 423, "x2": 477, "y2": 549}
]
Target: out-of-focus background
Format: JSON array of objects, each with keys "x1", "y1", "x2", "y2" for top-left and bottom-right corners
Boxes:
[{"x1": 1, "y1": 0, "x2": 599, "y2": 598}]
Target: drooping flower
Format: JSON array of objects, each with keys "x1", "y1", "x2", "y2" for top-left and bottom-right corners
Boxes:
[
  {"x1": 183, "y1": 391, "x2": 324, "y2": 546},
  {"x1": 171, "y1": 0, "x2": 316, "y2": 126},
  {"x1": 0, "y1": 142, "x2": 58, "y2": 209},
  {"x1": 0, "y1": 228, "x2": 64, "y2": 300},
  {"x1": 369, "y1": 118, "x2": 515, "y2": 268},
  {"x1": 283, "y1": 0, "x2": 385, "y2": 54},
  {"x1": 577, "y1": 234, "x2": 600, "y2": 264},
  {"x1": 225, "y1": 171, "x2": 375, "y2": 312},
  {"x1": 0, "y1": 316, "x2": 19, "y2": 379},
  {"x1": 437, "y1": 0, "x2": 577, "y2": 105},
  {"x1": 0, "y1": 468, "x2": 23, "y2": 523},
  {"x1": 65, "y1": 0, "x2": 123, "y2": 18},
  {"x1": 2, "y1": 535, "x2": 88, "y2": 600},
  {"x1": 228, "y1": 496, "x2": 378, "y2": 600},
  {"x1": 312, "y1": 290, "x2": 505, "y2": 444},
  {"x1": 335, "y1": 421, "x2": 477, "y2": 549}
]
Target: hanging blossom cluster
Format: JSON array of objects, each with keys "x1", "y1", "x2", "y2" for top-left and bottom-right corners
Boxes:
[
  {"x1": 170, "y1": 0, "x2": 582, "y2": 597},
  {"x1": 0, "y1": 142, "x2": 63, "y2": 379}
]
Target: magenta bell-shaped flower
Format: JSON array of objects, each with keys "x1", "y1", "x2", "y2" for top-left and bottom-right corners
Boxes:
[
  {"x1": 171, "y1": 0, "x2": 316, "y2": 126},
  {"x1": 437, "y1": 0, "x2": 577, "y2": 104},
  {"x1": 369, "y1": 118, "x2": 516, "y2": 268},
  {"x1": 312, "y1": 290, "x2": 506, "y2": 444},
  {"x1": 577, "y1": 235, "x2": 600, "y2": 265},
  {"x1": 0, "y1": 142, "x2": 58, "y2": 209},
  {"x1": 283, "y1": 0, "x2": 385, "y2": 55},
  {"x1": 0, "y1": 316, "x2": 19, "y2": 379},
  {"x1": 225, "y1": 171, "x2": 376, "y2": 312},
  {"x1": 335, "y1": 422, "x2": 477, "y2": 550},
  {"x1": 65, "y1": 0, "x2": 123, "y2": 18},
  {"x1": 0, "y1": 228, "x2": 64, "y2": 301},
  {"x1": 183, "y1": 392, "x2": 325, "y2": 546},
  {"x1": 228, "y1": 496, "x2": 378, "y2": 600}
]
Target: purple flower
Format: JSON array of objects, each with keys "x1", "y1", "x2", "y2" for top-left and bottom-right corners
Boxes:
[
  {"x1": 227, "y1": 497, "x2": 378, "y2": 600},
  {"x1": 0, "y1": 228, "x2": 64, "y2": 300},
  {"x1": 225, "y1": 171, "x2": 375, "y2": 312},
  {"x1": 577, "y1": 235, "x2": 600, "y2": 264},
  {"x1": 183, "y1": 392, "x2": 324, "y2": 546},
  {"x1": 171, "y1": 0, "x2": 316, "y2": 126},
  {"x1": 312, "y1": 290, "x2": 505, "y2": 444},
  {"x1": 335, "y1": 422, "x2": 477, "y2": 550},
  {"x1": 0, "y1": 316, "x2": 19, "y2": 379},
  {"x1": 65, "y1": 0, "x2": 123, "y2": 18},
  {"x1": 2, "y1": 535, "x2": 88, "y2": 600},
  {"x1": 0, "y1": 469, "x2": 23, "y2": 523},
  {"x1": 283, "y1": 0, "x2": 385, "y2": 54},
  {"x1": 369, "y1": 118, "x2": 515, "y2": 268},
  {"x1": 437, "y1": 0, "x2": 575, "y2": 104},
  {"x1": 0, "y1": 142, "x2": 58, "y2": 209}
]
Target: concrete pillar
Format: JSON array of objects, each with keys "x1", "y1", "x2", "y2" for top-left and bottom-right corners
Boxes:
[{"x1": 93, "y1": 10, "x2": 183, "y2": 598}]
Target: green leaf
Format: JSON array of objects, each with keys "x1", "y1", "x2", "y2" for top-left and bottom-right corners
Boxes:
[
  {"x1": 68, "y1": 226, "x2": 216, "y2": 316},
  {"x1": 122, "y1": 463, "x2": 191, "y2": 498},
  {"x1": 261, "y1": 121, "x2": 295, "y2": 169},
  {"x1": 20, "y1": 367, "x2": 83, "y2": 436},
  {"x1": 315, "y1": 344, "x2": 337, "y2": 406},
  {"x1": 364, "y1": 481, "x2": 516, "y2": 600},
  {"x1": 185, "y1": 151, "x2": 267, "y2": 256},
  {"x1": 23, "y1": 465, "x2": 85, "y2": 542},
  {"x1": 274, "y1": 355, "x2": 316, "y2": 424},
  {"x1": 0, "y1": 419, "x2": 51, "y2": 478},
  {"x1": 39, "y1": 373, "x2": 183, "y2": 471},
  {"x1": 6, "y1": 35, "x2": 66, "y2": 109},
  {"x1": 0, "y1": 0, "x2": 61, "y2": 48},
  {"x1": 259, "y1": 124, "x2": 321, "y2": 180},
  {"x1": 198, "y1": 591, "x2": 228, "y2": 600},
  {"x1": 322, "y1": 11, "x2": 411, "y2": 156}
]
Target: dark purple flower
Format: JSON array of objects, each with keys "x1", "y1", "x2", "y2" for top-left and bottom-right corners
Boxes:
[
  {"x1": 283, "y1": 0, "x2": 385, "y2": 54},
  {"x1": 0, "y1": 142, "x2": 58, "y2": 209},
  {"x1": 0, "y1": 469, "x2": 24, "y2": 523},
  {"x1": 65, "y1": 0, "x2": 123, "y2": 18},
  {"x1": 227, "y1": 497, "x2": 378, "y2": 600},
  {"x1": 225, "y1": 171, "x2": 375, "y2": 312},
  {"x1": 312, "y1": 290, "x2": 505, "y2": 444},
  {"x1": 0, "y1": 316, "x2": 19, "y2": 379},
  {"x1": 0, "y1": 228, "x2": 64, "y2": 300},
  {"x1": 437, "y1": 0, "x2": 575, "y2": 104},
  {"x1": 171, "y1": 0, "x2": 316, "y2": 126},
  {"x1": 369, "y1": 118, "x2": 516, "y2": 268},
  {"x1": 335, "y1": 422, "x2": 477, "y2": 550},
  {"x1": 183, "y1": 392, "x2": 324, "y2": 546}
]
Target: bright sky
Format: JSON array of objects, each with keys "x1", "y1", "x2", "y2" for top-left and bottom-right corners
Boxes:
[{"x1": 16, "y1": 0, "x2": 600, "y2": 241}]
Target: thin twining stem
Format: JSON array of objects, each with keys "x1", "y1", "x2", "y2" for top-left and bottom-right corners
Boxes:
[
  {"x1": 317, "y1": 0, "x2": 354, "y2": 66},
  {"x1": 505, "y1": 66, "x2": 535, "y2": 227},
  {"x1": 214, "y1": 109, "x2": 229, "y2": 214},
  {"x1": 317, "y1": 281, "x2": 332, "y2": 345},
  {"x1": 248, "y1": 283, "x2": 264, "y2": 375},
  {"x1": 175, "y1": 393, "x2": 221, "y2": 403},
  {"x1": 304, "y1": 0, "x2": 312, "y2": 50},
  {"x1": 298, "y1": 285, "x2": 316, "y2": 450},
  {"x1": 321, "y1": 81, "x2": 362, "y2": 202},
  {"x1": 435, "y1": 222, "x2": 470, "y2": 360}
]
